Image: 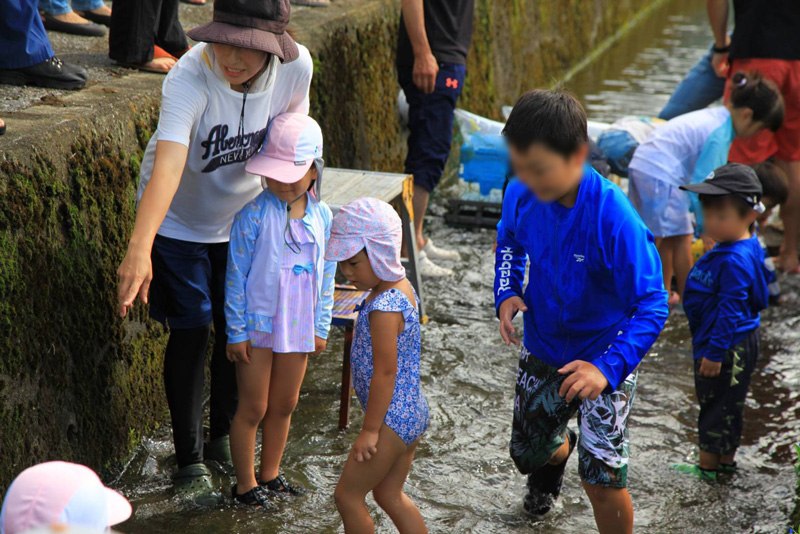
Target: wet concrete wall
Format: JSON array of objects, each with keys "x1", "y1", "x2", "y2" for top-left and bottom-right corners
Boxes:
[{"x1": 0, "y1": 0, "x2": 659, "y2": 489}]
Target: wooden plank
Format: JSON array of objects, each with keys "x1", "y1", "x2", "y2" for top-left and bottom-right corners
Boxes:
[{"x1": 323, "y1": 168, "x2": 407, "y2": 210}]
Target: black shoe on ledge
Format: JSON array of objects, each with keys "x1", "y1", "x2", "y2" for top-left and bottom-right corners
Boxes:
[{"x1": 0, "y1": 57, "x2": 88, "y2": 90}]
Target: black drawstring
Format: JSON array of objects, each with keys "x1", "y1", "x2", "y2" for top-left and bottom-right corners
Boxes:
[
  {"x1": 284, "y1": 192, "x2": 306, "y2": 254},
  {"x1": 237, "y1": 81, "x2": 250, "y2": 146}
]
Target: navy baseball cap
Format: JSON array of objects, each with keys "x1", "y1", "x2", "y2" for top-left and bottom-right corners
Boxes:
[{"x1": 680, "y1": 163, "x2": 764, "y2": 210}]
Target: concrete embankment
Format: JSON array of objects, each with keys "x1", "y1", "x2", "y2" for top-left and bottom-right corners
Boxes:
[{"x1": 0, "y1": 0, "x2": 658, "y2": 489}]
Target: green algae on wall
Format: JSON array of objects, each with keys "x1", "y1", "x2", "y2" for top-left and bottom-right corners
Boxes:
[{"x1": 0, "y1": 109, "x2": 167, "y2": 491}]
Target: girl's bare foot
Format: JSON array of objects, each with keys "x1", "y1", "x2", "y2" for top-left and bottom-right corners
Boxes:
[{"x1": 141, "y1": 56, "x2": 177, "y2": 73}]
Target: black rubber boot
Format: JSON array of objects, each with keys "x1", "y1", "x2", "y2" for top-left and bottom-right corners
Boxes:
[{"x1": 524, "y1": 428, "x2": 577, "y2": 516}]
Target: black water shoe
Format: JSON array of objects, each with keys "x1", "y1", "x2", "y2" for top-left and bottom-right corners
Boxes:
[
  {"x1": 232, "y1": 485, "x2": 277, "y2": 510},
  {"x1": 0, "y1": 57, "x2": 87, "y2": 90},
  {"x1": 524, "y1": 427, "x2": 577, "y2": 516},
  {"x1": 42, "y1": 12, "x2": 106, "y2": 36},
  {"x1": 259, "y1": 473, "x2": 306, "y2": 496}
]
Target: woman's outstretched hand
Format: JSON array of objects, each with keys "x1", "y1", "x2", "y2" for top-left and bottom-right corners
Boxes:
[{"x1": 117, "y1": 244, "x2": 153, "y2": 317}]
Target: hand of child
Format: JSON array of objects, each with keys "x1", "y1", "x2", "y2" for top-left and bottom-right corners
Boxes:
[
  {"x1": 557, "y1": 360, "x2": 609, "y2": 402},
  {"x1": 352, "y1": 429, "x2": 379, "y2": 462},
  {"x1": 701, "y1": 234, "x2": 716, "y2": 253},
  {"x1": 698, "y1": 357, "x2": 722, "y2": 377},
  {"x1": 226, "y1": 340, "x2": 252, "y2": 364},
  {"x1": 312, "y1": 336, "x2": 327, "y2": 356},
  {"x1": 498, "y1": 296, "x2": 528, "y2": 346}
]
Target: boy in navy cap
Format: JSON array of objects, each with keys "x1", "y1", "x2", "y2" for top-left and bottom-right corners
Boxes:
[{"x1": 675, "y1": 163, "x2": 771, "y2": 480}]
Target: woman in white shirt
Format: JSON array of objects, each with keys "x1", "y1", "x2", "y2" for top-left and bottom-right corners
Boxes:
[{"x1": 115, "y1": 0, "x2": 312, "y2": 497}]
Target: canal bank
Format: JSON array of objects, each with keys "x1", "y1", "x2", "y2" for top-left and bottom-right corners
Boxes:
[{"x1": 0, "y1": 0, "x2": 664, "y2": 489}]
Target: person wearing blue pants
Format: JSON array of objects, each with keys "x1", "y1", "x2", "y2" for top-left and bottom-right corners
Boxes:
[
  {"x1": 39, "y1": 0, "x2": 111, "y2": 37},
  {"x1": 0, "y1": 0, "x2": 88, "y2": 89},
  {"x1": 658, "y1": 43, "x2": 728, "y2": 121}
]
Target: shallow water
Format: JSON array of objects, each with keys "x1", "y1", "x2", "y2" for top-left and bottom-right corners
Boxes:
[{"x1": 115, "y1": 1, "x2": 800, "y2": 532}]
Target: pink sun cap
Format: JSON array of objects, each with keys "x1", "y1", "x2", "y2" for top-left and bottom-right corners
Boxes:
[
  {"x1": 245, "y1": 113, "x2": 323, "y2": 183},
  {"x1": 0, "y1": 462, "x2": 132, "y2": 534},
  {"x1": 325, "y1": 198, "x2": 406, "y2": 282}
]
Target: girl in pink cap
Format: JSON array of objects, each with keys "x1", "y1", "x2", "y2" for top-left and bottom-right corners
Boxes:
[
  {"x1": 225, "y1": 113, "x2": 336, "y2": 508},
  {"x1": 325, "y1": 198, "x2": 429, "y2": 534}
]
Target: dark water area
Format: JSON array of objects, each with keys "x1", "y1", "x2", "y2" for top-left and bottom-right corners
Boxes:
[{"x1": 114, "y1": 1, "x2": 799, "y2": 532}]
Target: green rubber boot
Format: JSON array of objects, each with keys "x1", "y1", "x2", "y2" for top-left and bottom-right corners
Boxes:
[
  {"x1": 204, "y1": 435, "x2": 234, "y2": 472},
  {"x1": 173, "y1": 463, "x2": 220, "y2": 504},
  {"x1": 671, "y1": 463, "x2": 718, "y2": 482}
]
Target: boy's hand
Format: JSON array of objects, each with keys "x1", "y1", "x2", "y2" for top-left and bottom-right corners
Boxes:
[
  {"x1": 499, "y1": 296, "x2": 528, "y2": 346},
  {"x1": 227, "y1": 340, "x2": 252, "y2": 364},
  {"x1": 312, "y1": 336, "x2": 327, "y2": 356},
  {"x1": 701, "y1": 234, "x2": 716, "y2": 253},
  {"x1": 352, "y1": 429, "x2": 379, "y2": 462},
  {"x1": 558, "y1": 361, "x2": 608, "y2": 402},
  {"x1": 698, "y1": 357, "x2": 722, "y2": 377}
]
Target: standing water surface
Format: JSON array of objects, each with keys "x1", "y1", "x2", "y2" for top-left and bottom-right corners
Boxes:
[{"x1": 115, "y1": 0, "x2": 800, "y2": 531}]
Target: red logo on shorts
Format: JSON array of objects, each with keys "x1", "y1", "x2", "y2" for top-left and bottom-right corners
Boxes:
[{"x1": 446, "y1": 77, "x2": 459, "y2": 89}]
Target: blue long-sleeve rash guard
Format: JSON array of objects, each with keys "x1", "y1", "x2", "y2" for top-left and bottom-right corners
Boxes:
[
  {"x1": 683, "y1": 235, "x2": 768, "y2": 362},
  {"x1": 494, "y1": 165, "x2": 669, "y2": 390}
]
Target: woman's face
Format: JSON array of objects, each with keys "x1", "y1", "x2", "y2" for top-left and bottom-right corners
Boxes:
[{"x1": 212, "y1": 43, "x2": 269, "y2": 86}]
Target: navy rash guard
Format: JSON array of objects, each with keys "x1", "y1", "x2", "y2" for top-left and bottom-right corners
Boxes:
[
  {"x1": 494, "y1": 165, "x2": 669, "y2": 390},
  {"x1": 683, "y1": 235, "x2": 769, "y2": 362}
]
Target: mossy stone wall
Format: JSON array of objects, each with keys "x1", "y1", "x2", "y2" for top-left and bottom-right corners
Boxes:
[{"x1": 0, "y1": 0, "x2": 658, "y2": 489}]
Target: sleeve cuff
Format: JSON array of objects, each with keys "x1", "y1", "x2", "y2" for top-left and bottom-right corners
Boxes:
[
  {"x1": 227, "y1": 332, "x2": 249, "y2": 344},
  {"x1": 495, "y1": 290, "x2": 521, "y2": 319},
  {"x1": 315, "y1": 327, "x2": 329, "y2": 340},
  {"x1": 701, "y1": 346, "x2": 726, "y2": 362},
  {"x1": 590, "y1": 355, "x2": 622, "y2": 392}
]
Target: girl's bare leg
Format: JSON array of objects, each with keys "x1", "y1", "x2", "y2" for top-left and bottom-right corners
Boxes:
[
  {"x1": 372, "y1": 440, "x2": 427, "y2": 534},
  {"x1": 672, "y1": 233, "x2": 694, "y2": 298},
  {"x1": 230, "y1": 347, "x2": 273, "y2": 494},
  {"x1": 259, "y1": 352, "x2": 308, "y2": 481},
  {"x1": 334, "y1": 425, "x2": 409, "y2": 534},
  {"x1": 655, "y1": 236, "x2": 674, "y2": 296}
]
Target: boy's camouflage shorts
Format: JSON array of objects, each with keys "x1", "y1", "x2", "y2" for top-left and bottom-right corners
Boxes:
[{"x1": 510, "y1": 347, "x2": 637, "y2": 488}]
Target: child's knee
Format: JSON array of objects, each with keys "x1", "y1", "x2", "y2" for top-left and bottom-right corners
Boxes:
[
  {"x1": 236, "y1": 400, "x2": 268, "y2": 426},
  {"x1": 268, "y1": 394, "x2": 300, "y2": 418},
  {"x1": 333, "y1": 484, "x2": 359, "y2": 512},
  {"x1": 373, "y1": 487, "x2": 403, "y2": 511}
]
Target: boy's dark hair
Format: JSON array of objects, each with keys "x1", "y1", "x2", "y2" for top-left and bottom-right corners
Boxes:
[
  {"x1": 751, "y1": 161, "x2": 789, "y2": 205},
  {"x1": 502, "y1": 89, "x2": 588, "y2": 157},
  {"x1": 699, "y1": 193, "x2": 752, "y2": 218},
  {"x1": 729, "y1": 71, "x2": 785, "y2": 132}
]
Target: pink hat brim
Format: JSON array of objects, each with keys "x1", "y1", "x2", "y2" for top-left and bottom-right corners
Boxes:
[
  {"x1": 245, "y1": 154, "x2": 313, "y2": 183},
  {"x1": 104, "y1": 487, "x2": 133, "y2": 526}
]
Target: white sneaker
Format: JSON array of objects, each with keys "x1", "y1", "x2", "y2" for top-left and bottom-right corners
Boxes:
[
  {"x1": 417, "y1": 251, "x2": 454, "y2": 278},
  {"x1": 421, "y1": 238, "x2": 461, "y2": 261}
]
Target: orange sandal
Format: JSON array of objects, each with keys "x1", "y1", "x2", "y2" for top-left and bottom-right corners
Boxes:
[{"x1": 117, "y1": 45, "x2": 178, "y2": 74}]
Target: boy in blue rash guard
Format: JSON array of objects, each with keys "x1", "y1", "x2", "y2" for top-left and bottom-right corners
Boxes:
[
  {"x1": 495, "y1": 90, "x2": 668, "y2": 533},
  {"x1": 674, "y1": 163, "x2": 770, "y2": 481}
]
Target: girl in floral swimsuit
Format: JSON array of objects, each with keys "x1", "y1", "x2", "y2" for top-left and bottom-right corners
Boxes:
[{"x1": 325, "y1": 197, "x2": 429, "y2": 534}]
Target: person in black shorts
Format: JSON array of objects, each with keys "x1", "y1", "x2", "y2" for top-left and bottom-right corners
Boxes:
[{"x1": 397, "y1": 0, "x2": 474, "y2": 277}]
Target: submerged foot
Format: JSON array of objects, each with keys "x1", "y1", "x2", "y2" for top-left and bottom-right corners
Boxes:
[
  {"x1": 671, "y1": 463, "x2": 718, "y2": 481},
  {"x1": 524, "y1": 428, "x2": 577, "y2": 516},
  {"x1": 259, "y1": 473, "x2": 307, "y2": 496}
]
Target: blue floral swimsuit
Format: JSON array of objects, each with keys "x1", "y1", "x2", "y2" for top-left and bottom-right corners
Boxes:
[{"x1": 350, "y1": 288, "x2": 429, "y2": 445}]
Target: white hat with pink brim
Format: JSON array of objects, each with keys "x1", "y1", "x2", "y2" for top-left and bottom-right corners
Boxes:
[{"x1": 245, "y1": 113, "x2": 323, "y2": 183}]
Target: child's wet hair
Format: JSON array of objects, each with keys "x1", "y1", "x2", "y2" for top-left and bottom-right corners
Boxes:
[
  {"x1": 751, "y1": 161, "x2": 789, "y2": 206},
  {"x1": 502, "y1": 89, "x2": 588, "y2": 157},
  {"x1": 729, "y1": 71, "x2": 784, "y2": 132}
]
